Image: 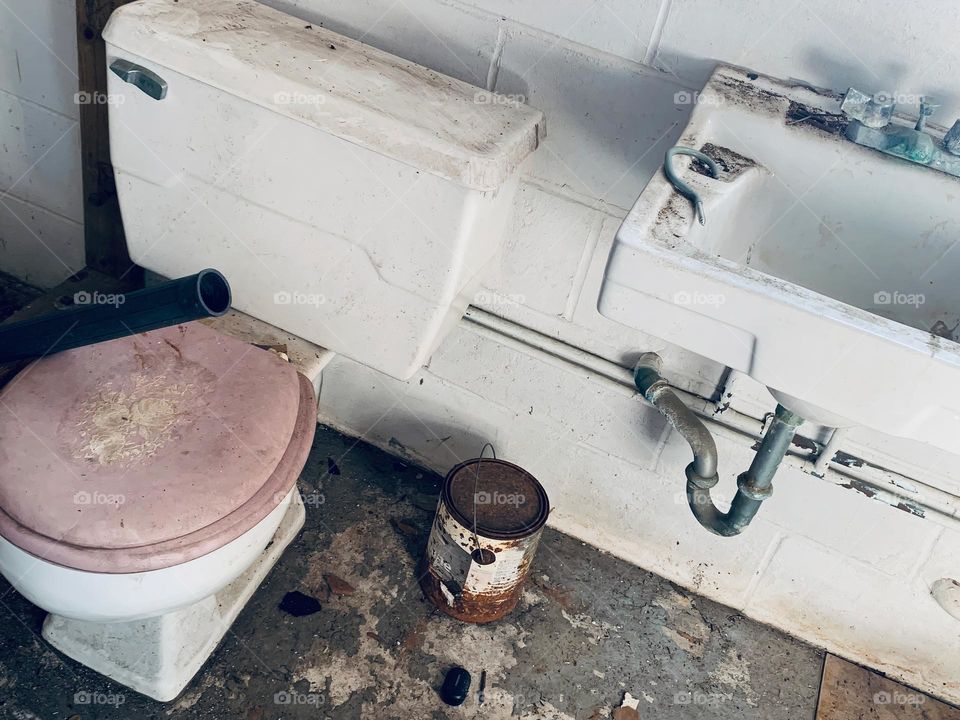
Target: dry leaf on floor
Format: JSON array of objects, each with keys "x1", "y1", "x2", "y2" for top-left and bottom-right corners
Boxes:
[{"x1": 325, "y1": 573, "x2": 356, "y2": 596}]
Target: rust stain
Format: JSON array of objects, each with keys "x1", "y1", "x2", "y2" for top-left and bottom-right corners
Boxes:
[
  {"x1": 694, "y1": 142, "x2": 756, "y2": 180},
  {"x1": 419, "y1": 559, "x2": 526, "y2": 624},
  {"x1": 533, "y1": 576, "x2": 581, "y2": 612},
  {"x1": 839, "y1": 480, "x2": 926, "y2": 518},
  {"x1": 785, "y1": 100, "x2": 848, "y2": 135},
  {"x1": 400, "y1": 618, "x2": 428, "y2": 656}
]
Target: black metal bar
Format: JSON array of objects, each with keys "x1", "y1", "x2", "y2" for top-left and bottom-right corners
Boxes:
[{"x1": 0, "y1": 269, "x2": 230, "y2": 363}]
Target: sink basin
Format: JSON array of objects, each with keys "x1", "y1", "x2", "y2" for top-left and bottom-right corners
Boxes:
[{"x1": 600, "y1": 65, "x2": 960, "y2": 453}]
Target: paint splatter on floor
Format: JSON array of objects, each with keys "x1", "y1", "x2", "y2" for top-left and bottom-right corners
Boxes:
[{"x1": 0, "y1": 425, "x2": 825, "y2": 719}]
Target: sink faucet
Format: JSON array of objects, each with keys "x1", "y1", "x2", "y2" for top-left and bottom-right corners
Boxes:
[{"x1": 840, "y1": 88, "x2": 960, "y2": 178}]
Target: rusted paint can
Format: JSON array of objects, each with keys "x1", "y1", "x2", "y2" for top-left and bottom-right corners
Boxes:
[{"x1": 420, "y1": 458, "x2": 549, "y2": 623}]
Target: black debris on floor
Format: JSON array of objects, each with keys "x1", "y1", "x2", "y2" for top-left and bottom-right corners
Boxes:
[{"x1": 0, "y1": 425, "x2": 825, "y2": 720}]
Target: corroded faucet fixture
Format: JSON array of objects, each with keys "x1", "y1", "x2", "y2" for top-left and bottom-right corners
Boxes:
[{"x1": 840, "y1": 87, "x2": 960, "y2": 178}]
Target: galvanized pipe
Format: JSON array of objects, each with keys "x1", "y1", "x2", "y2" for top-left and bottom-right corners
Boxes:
[
  {"x1": 464, "y1": 308, "x2": 960, "y2": 523},
  {"x1": 720, "y1": 404, "x2": 805, "y2": 532},
  {"x1": 634, "y1": 354, "x2": 718, "y2": 479},
  {"x1": 812, "y1": 426, "x2": 850, "y2": 476},
  {"x1": 635, "y1": 353, "x2": 803, "y2": 536}
]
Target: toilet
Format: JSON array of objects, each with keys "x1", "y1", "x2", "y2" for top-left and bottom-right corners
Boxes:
[
  {"x1": 0, "y1": 320, "x2": 319, "y2": 699},
  {"x1": 0, "y1": 0, "x2": 542, "y2": 703}
]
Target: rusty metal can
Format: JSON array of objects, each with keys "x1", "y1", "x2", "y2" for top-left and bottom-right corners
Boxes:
[{"x1": 420, "y1": 458, "x2": 549, "y2": 623}]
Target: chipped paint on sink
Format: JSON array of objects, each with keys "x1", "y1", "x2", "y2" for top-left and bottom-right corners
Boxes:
[{"x1": 599, "y1": 64, "x2": 960, "y2": 452}]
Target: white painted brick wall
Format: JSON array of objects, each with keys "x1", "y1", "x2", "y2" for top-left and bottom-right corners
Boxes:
[
  {"x1": 8, "y1": 0, "x2": 959, "y2": 286},
  {"x1": 0, "y1": 91, "x2": 81, "y2": 221},
  {"x1": 655, "y1": 0, "x2": 960, "y2": 119},
  {"x1": 261, "y1": 0, "x2": 499, "y2": 87},
  {"x1": 460, "y1": 0, "x2": 660, "y2": 60},
  {"x1": 5, "y1": 0, "x2": 960, "y2": 702},
  {"x1": 492, "y1": 27, "x2": 688, "y2": 211},
  {"x1": 481, "y1": 182, "x2": 603, "y2": 319},
  {"x1": 0, "y1": 0, "x2": 83, "y2": 287},
  {"x1": 318, "y1": 320, "x2": 960, "y2": 702},
  {"x1": 283, "y1": 0, "x2": 960, "y2": 703}
]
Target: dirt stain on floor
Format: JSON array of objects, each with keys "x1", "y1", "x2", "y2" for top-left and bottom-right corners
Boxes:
[{"x1": 0, "y1": 425, "x2": 825, "y2": 720}]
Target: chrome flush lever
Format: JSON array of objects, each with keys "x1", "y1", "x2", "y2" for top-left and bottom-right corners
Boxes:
[{"x1": 109, "y1": 59, "x2": 168, "y2": 100}]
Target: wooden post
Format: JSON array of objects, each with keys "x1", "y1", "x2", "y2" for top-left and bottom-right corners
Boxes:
[{"x1": 75, "y1": 0, "x2": 141, "y2": 281}]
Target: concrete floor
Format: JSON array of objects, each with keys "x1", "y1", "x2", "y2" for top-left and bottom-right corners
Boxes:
[
  {"x1": 0, "y1": 270, "x2": 41, "y2": 323},
  {"x1": 0, "y1": 423, "x2": 826, "y2": 719}
]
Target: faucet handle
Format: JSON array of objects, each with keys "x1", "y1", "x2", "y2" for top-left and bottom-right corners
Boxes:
[
  {"x1": 916, "y1": 96, "x2": 939, "y2": 131},
  {"x1": 944, "y1": 120, "x2": 960, "y2": 156},
  {"x1": 840, "y1": 87, "x2": 895, "y2": 128}
]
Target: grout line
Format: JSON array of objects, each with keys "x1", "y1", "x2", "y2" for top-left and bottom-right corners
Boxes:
[
  {"x1": 741, "y1": 531, "x2": 784, "y2": 609},
  {"x1": 906, "y1": 525, "x2": 943, "y2": 584},
  {"x1": 0, "y1": 189, "x2": 84, "y2": 227},
  {"x1": 485, "y1": 22, "x2": 508, "y2": 91},
  {"x1": 0, "y1": 87, "x2": 80, "y2": 123},
  {"x1": 442, "y1": 0, "x2": 685, "y2": 78},
  {"x1": 561, "y1": 212, "x2": 606, "y2": 321},
  {"x1": 520, "y1": 173, "x2": 631, "y2": 218},
  {"x1": 643, "y1": 0, "x2": 673, "y2": 66}
]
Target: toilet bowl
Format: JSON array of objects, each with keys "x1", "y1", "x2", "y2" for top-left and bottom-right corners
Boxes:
[
  {"x1": 0, "y1": 488, "x2": 295, "y2": 623},
  {"x1": 0, "y1": 321, "x2": 318, "y2": 698}
]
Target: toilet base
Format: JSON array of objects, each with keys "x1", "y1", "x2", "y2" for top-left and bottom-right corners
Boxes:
[{"x1": 42, "y1": 491, "x2": 306, "y2": 702}]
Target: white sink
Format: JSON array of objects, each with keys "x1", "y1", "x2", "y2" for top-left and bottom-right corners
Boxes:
[{"x1": 600, "y1": 65, "x2": 960, "y2": 453}]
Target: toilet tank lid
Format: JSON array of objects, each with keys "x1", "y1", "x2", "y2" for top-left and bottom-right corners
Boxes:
[{"x1": 103, "y1": 0, "x2": 545, "y2": 192}]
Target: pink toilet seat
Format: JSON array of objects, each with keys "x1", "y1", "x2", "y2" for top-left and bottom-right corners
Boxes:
[{"x1": 0, "y1": 322, "x2": 316, "y2": 573}]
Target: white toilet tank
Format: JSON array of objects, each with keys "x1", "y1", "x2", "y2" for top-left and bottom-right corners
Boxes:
[{"x1": 103, "y1": 0, "x2": 544, "y2": 379}]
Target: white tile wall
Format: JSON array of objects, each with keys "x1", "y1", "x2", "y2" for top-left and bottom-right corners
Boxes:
[
  {"x1": 745, "y1": 535, "x2": 960, "y2": 689},
  {"x1": 451, "y1": 0, "x2": 659, "y2": 61},
  {"x1": 0, "y1": 0, "x2": 82, "y2": 288},
  {"x1": 481, "y1": 182, "x2": 604, "y2": 318},
  {"x1": 290, "y1": 0, "x2": 960, "y2": 702},
  {"x1": 0, "y1": 91, "x2": 82, "y2": 222},
  {"x1": 0, "y1": 0, "x2": 79, "y2": 119},
  {"x1": 259, "y1": 0, "x2": 499, "y2": 86},
  {"x1": 494, "y1": 29, "x2": 689, "y2": 211},
  {"x1": 655, "y1": 0, "x2": 960, "y2": 120},
  {"x1": 759, "y1": 465, "x2": 940, "y2": 578},
  {"x1": 0, "y1": 193, "x2": 83, "y2": 287}
]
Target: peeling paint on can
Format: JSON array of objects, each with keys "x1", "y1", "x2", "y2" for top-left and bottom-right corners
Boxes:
[{"x1": 420, "y1": 458, "x2": 549, "y2": 623}]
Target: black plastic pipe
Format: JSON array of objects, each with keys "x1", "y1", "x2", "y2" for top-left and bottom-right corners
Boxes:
[
  {"x1": 634, "y1": 353, "x2": 804, "y2": 537},
  {"x1": 0, "y1": 269, "x2": 231, "y2": 363}
]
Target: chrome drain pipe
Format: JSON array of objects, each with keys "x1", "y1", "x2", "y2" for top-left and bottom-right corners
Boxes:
[{"x1": 634, "y1": 353, "x2": 804, "y2": 536}]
